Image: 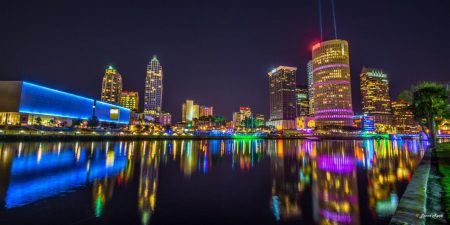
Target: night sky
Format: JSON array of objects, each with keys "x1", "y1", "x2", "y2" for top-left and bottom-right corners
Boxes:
[{"x1": 1, "y1": 0, "x2": 449, "y2": 121}]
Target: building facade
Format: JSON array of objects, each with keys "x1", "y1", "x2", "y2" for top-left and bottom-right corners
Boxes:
[
  {"x1": 0, "y1": 81, "x2": 130, "y2": 126},
  {"x1": 119, "y1": 91, "x2": 139, "y2": 112},
  {"x1": 307, "y1": 60, "x2": 314, "y2": 115},
  {"x1": 353, "y1": 114, "x2": 376, "y2": 132},
  {"x1": 199, "y1": 106, "x2": 213, "y2": 117},
  {"x1": 391, "y1": 100, "x2": 420, "y2": 134},
  {"x1": 312, "y1": 39, "x2": 354, "y2": 127},
  {"x1": 144, "y1": 55, "x2": 163, "y2": 115},
  {"x1": 268, "y1": 66, "x2": 297, "y2": 129},
  {"x1": 296, "y1": 85, "x2": 309, "y2": 116},
  {"x1": 232, "y1": 106, "x2": 252, "y2": 128},
  {"x1": 360, "y1": 67, "x2": 392, "y2": 126},
  {"x1": 182, "y1": 100, "x2": 199, "y2": 123},
  {"x1": 158, "y1": 112, "x2": 172, "y2": 126},
  {"x1": 255, "y1": 114, "x2": 265, "y2": 127},
  {"x1": 101, "y1": 65, "x2": 122, "y2": 104}
]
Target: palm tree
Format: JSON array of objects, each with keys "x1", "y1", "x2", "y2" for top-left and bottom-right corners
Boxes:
[
  {"x1": 87, "y1": 116, "x2": 100, "y2": 129},
  {"x1": 409, "y1": 82, "x2": 449, "y2": 153},
  {"x1": 35, "y1": 117, "x2": 42, "y2": 126}
]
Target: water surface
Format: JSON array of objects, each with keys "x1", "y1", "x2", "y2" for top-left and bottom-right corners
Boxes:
[{"x1": 0, "y1": 139, "x2": 426, "y2": 225}]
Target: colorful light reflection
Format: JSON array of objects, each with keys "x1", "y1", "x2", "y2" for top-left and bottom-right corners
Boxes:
[{"x1": 317, "y1": 155, "x2": 355, "y2": 173}]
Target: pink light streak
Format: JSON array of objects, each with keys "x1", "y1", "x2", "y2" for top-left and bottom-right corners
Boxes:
[
  {"x1": 320, "y1": 210, "x2": 352, "y2": 223},
  {"x1": 314, "y1": 80, "x2": 350, "y2": 87},
  {"x1": 317, "y1": 155, "x2": 355, "y2": 173},
  {"x1": 312, "y1": 63, "x2": 349, "y2": 73},
  {"x1": 315, "y1": 109, "x2": 354, "y2": 114}
]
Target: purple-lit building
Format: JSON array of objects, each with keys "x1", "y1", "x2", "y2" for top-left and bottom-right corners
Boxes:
[
  {"x1": 312, "y1": 40, "x2": 354, "y2": 127},
  {"x1": 158, "y1": 112, "x2": 172, "y2": 126}
]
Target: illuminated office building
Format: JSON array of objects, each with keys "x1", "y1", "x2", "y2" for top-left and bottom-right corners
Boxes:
[
  {"x1": 182, "y1": 99, "x2": 199, "y2": 122},
  {"x1": 158, "y1": 112, "x2": 172, "y2": 126},
  {"x1": 268, "y1": 66, "x2": 297, "y2": 129},
  {"x1": 232, "y1": 112, "x2": 242, "y2": 128},
  {"x1": 296, "y1": 85, "x2": 309, "y2": 116},
  {"x1": 360, "y1": 67, "x2": 392, "y2": 126},
  {"x1": 353, "y1": 114, "x2": 375, "y2": 132},
  {"x1": 119, "y1": 91, "x2": 139, "y2": 112},
  {"x1": 0, "y1": 81, "x2": 130, "y2": 125},
  {"x1": 240, "y1": 106, "x2": 252, "y2": 118},
  {"x1": 199, "y1": 105, "x2": 213, "y2": 117},
  {"x1": 307, "y1": 60, "x2": 314, "y2": 115},
  {"x1": 144, "y1": 55, "x2": 163, "y2": 115},
  {"x1": 255, "y1": 114, "x2": 265, "y2": 127},
  {"x1": 101, "y1": 65, "x2": 122, "y2": 104},
  {"x1": 312, "y1": 40, "x2": 354, "y2": 127},
  {"x1": 232, "y1": 106, "x2": 252, "y2": 128},
  {"x1": 391, "y1": 100, "x2": 420, "y2": 134}
]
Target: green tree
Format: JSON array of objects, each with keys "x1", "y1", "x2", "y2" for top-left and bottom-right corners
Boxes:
[
  {"x1": 398, "y1": 89, "x2": 413, "y2": 103},
  {"x1": 35, "y1": 117, "x2": 42, "y2": 126},
  {"x1": 87, "y1": 116, "x2": 100, "y2": 128},
  {"x1": 212, "y1": 116, "x2": 225, "y2": 126},
  {"x1": 409, "y1": 82, "x2": 449, "y2": 152},
  {"x1": 71, "y1": 119, "x2": 82, "y2": 127}
]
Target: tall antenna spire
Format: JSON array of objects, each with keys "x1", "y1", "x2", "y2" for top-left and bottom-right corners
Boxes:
[
  {"x1": 331, "y1": 0, "x2": 338, "y2": 38},
  {"x1": 318, "y1": 0, "x2": 323, "y2": 40}
]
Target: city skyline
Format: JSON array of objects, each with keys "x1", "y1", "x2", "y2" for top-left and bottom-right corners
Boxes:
[{"x1": 1, "y1": 0, "x2": 449, "y2": 121}]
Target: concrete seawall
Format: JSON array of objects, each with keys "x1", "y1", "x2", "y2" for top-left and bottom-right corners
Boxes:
[{"x1": 390, "y1": 148, "x2": 447, "y2": 225}]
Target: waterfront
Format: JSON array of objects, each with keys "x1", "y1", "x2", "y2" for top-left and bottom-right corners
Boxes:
[{"x1": 0, "y1": 139, "x2": 427, "y2": 225}]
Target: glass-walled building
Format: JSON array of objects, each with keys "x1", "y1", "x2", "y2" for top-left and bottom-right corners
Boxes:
[
  {"x1": 144, "y1": 55, "x2": 163, "y2": 116},
  {"x1": 295, "y1": 85, "x2": 309, "y2": 116},
  {"x1": 267, "y1": 66, "x2": 297, "y2": 129},
  {"x1": 360, "y1": 67, "x2": 392, "y2": 127},
  {"x1": 0, "y1": 81, "x2": 130, "y2": 126}
]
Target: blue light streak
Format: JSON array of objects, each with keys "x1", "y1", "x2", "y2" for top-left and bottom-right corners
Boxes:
[
  {"x1": 19, "y1": 82, "x2": 94, "y2": 120},
  {"x1": 5, "y1": 147, "x2": 128, "y2": 208}
]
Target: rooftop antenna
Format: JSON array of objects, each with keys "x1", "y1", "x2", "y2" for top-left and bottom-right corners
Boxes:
[
  {"x1": 331, "y1": 0, "x2": 338, "y2": 38},
  {"x1": 318, "y1": 0, "x2": 323, "y2": 40}
]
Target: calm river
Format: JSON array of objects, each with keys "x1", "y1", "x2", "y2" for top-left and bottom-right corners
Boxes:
[{"x1": 0, "y1": 139, "x2": 427, "y2": 225}]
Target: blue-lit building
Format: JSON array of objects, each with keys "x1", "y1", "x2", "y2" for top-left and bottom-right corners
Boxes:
[
  {"x1": 353, "y1": 114, "x2": 375, "y2": 132},
  {"x1": 0, "y1": 81, "x2": 130, "y2": 125}
]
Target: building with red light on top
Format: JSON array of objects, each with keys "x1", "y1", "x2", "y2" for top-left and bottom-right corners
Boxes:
[{"x1": 312, "y1": 40, "x2": 354, "y2": 127}]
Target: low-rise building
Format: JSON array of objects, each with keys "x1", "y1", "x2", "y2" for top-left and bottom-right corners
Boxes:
[{"x1": 0, "y1": 81, "x2": 130, "y2": 126}]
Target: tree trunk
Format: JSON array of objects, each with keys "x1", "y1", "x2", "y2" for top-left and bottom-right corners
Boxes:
[{"x1": 429, "y1": 116, "x2": 438, "y2": 164}]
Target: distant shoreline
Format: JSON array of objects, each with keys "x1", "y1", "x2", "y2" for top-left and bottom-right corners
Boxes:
[{"x1": 0, "y1": 133, "x2": 428, "y2": 142}]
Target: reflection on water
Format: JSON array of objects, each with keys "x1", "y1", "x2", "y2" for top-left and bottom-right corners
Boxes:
[{"x1": 0, "y1": 139, "x2": 426, "y2": 225}]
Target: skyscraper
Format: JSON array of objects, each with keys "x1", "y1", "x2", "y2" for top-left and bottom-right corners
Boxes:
[
  {"x1": 307, "y1": 60, "x2": 314, "y2": 115},
  {"x1": 360, "y1": 67, "x2": 392, "y2": 126},
  {"x1": 119, "y1": 91, "x2": 139, "y2": 112},
  {"x1": 144, "y1": 55, "x2": 163, "y2": 115},
  {"x1": 101, "y1": 65, "x2": 122, "y2": 104},
  {"x1": 267, "y1": 66, "x2": 297, "y2": 129},
  {"x1": 312, "y1": 40, "x2": 354, "y2": 127},
  {"x1": 295, "y1": 85, "x2": 309, "y2": 116}
]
